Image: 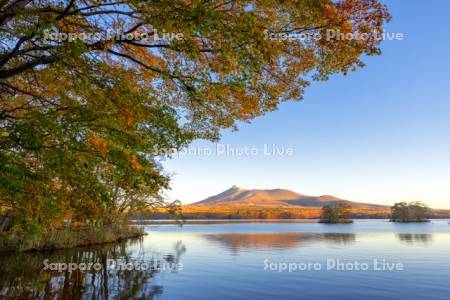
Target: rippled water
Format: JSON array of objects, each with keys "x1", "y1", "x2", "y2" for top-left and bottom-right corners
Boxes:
[{"x1": 1, "y1": 220, "x2": 449, "y2": 299}]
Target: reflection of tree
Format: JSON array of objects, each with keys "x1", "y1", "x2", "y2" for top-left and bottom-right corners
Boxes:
[
  {"x1": 0, "y1": 238, "x2": 186, "y2": 299},
  {"x1": 163, "y1": 240, "x2": 186, "y2": 273},
  {"x1": 203, "y1": 232, "x2": 357, "y2": 254},
  {"x1": 396, "y1": 234, "x2": 433, "y2": 245},
  {"x1": 323, "y1": 233, "x2": 356, "y2": 245}
]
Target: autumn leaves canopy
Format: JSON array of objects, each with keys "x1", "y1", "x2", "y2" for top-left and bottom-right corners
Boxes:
[{"x1": 0, "y1": 0, "x2": 390, "y2": 231}]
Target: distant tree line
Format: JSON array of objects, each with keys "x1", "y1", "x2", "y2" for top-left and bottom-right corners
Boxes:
[{"x1": 131, "y1": 204, "x2": 392, "y2": 220}]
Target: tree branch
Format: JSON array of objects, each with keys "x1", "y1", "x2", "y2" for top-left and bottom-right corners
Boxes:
[{"x1": 0, "y1": 55, "x2": 56, "y2": 79}]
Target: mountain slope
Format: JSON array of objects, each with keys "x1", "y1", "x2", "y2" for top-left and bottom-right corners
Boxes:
[{"x1": 194, "y1": 185, "x2": 388, "y2": 210}]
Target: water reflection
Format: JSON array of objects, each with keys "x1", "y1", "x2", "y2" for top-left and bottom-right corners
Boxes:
[
  {"x1": 2, "y1": 221, "x2": 449, "y2": 300},
  {"x1": 163, "y1": 240, "x2": 186, "y2": 268},
  {"x1": 396, "y1": 233, "x2": 433, "y2": 245},
  {"x1": 203, "y1": 232, "x2": 356, "y2": 254},
  {"x1": 0, "y1": 238, "x2": 186, "y2": 299},
  {"x1": 323, "y1": 233, "x2": 356, "y2": 245}
]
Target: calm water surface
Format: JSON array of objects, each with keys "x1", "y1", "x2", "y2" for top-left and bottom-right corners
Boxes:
[{"x1": 1, "y1": 220, "x2": 449, "y2": 299}]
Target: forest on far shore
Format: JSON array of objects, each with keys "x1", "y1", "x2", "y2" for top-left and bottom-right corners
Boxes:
[{"x1": 130, "y1": 205, "x2": 450, "y2": 220}]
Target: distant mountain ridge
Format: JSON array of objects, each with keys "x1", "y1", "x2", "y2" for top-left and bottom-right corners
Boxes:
[{"x1": 194, "y1": 185, "x2": 388, "y2": 210}]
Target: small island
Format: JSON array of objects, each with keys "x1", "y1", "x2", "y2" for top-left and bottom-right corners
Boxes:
[
  {"x1": 390, "y1": 201, "x2": 430, "y2": 223},
  {"x1": 319, "y1": 203, "x2": 354, "y2": 224}
]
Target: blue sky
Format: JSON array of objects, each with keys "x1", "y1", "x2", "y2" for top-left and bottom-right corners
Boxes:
[{"x1": 162, "y1": 0, "x2": 450, "y2": 209}]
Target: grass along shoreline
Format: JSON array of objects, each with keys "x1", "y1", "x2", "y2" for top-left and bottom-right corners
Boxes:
[{"x1": 0, "y1": 225, "x2": 145, "y2": 252}]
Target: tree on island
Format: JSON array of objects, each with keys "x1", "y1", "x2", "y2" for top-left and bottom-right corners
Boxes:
[
  {"x1": 390, "y1": 202, "x2": 430, "y2": 223},
  {"x1": 0, "y1": 1, "x2": 390, "y2": 234},
  {"x1": 319, "y1": 203, "x2": 354, "y2": 224}
]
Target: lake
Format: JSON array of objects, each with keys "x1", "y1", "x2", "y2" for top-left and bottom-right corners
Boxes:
[{"x1": 1, "y1": 220, "x2": 449, "y2": 299}]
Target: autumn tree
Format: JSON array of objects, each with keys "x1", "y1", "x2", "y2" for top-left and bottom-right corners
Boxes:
[
  {"x1": 390, "y1": 202, "x2": 429, "y2": 223},
  {"x1": 0, "y1": 0, "x2": 390, "y2": 232},
  {"x1": 319, "y1": 202, "x2": 353, "y2": 223}
]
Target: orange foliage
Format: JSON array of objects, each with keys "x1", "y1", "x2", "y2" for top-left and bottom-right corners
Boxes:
[
  {"x1": 145, "y1": 205, "x2": 392, "y2": 220},
  {"x1": 128, "y1": 155, "x2": 143, "y2": 171},
  {"x1": 88, "y1": 133, "x2": 108, "y2": 157}
]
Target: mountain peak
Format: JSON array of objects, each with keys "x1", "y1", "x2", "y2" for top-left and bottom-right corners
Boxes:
[
  {"x1": 194, "y1": 187, "x2": 388, "y2": 210},
  {"x1": 229, "y1": 185, "x2": 245, "y2": 191}
]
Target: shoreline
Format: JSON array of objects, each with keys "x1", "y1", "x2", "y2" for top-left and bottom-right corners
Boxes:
[{"x1": 0, "y1": 225, "x2": 146, "y2": 253}]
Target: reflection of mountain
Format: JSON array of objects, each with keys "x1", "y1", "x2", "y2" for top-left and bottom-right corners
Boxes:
[
  {"x1": 397, "y1": 234, "x2": 433, "y2": 245},
  {"x1": 203, "y1": 232, "x2": 356, "y2": 253},
  {"x1": 195, "y1": 185, "x2": 388, "y2": 209}
]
